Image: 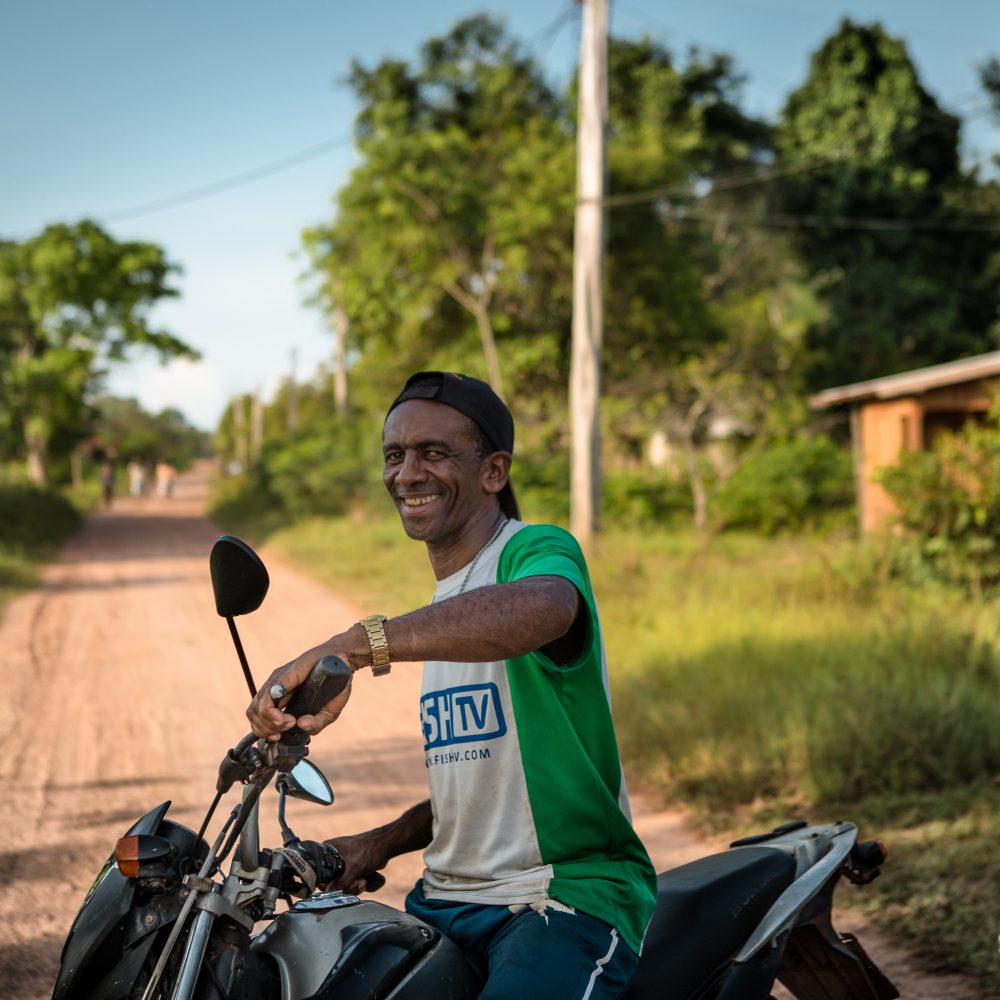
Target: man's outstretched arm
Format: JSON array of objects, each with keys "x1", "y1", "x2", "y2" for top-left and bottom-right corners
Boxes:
[{"x1": 248, "y1": 575, "x2": 580, "y2": 739}]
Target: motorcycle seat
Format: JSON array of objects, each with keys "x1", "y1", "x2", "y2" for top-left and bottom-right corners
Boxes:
[{"x1": 622, "y1": 846, "x2": 796, "y2": 999}]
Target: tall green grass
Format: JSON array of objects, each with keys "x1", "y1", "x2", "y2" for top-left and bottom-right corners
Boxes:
[{"x1": 595, "y1": 529, "x2": 1000, "y2": 808}]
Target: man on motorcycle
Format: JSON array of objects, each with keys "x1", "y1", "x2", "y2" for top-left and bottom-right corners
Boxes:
[{"x1": 248, "y1": 371, "x2": 656, "y2": 999}]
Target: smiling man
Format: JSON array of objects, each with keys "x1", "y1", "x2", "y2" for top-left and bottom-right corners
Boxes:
[{"x1": 248, "y1": 371, "x2": 655, "y2": 999}]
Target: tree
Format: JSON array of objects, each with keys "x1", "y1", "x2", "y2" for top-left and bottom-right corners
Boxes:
[
  {"x1": 0, "y1": 220, "x2": 196, "y2": 484},
  {"x1": 92, "y1": 396, "x2": 210, "y2": 471},
  {"x1": 303, "y1": 19, "x2": 773, "y2": 485},
  {"x1": 303, "y1": 15, "x2": 573, "y2": 415},
  {"x1": 773, "y1": 20, "x2": 1000, "y2": 389}
]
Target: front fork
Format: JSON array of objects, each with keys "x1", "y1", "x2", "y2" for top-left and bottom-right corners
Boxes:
[
  {"x1": 162, "y1": 793, "x2": 278, "y2": 1000},
  {"x1": 170, "y1": 910, "x2": 215, "y2": 1000}
]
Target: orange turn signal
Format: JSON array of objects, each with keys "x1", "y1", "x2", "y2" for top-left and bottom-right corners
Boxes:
[{"x1": 115, "y1": 836, "x2": 142, "y2": 878}]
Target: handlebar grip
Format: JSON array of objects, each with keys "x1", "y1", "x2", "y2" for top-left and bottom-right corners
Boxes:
[
  {"x1": 280, "y1": 655, "x2": 352, "y2": 746},
  {"x1": 361, "y1": 871, "x2": 386, "y2": 892}
]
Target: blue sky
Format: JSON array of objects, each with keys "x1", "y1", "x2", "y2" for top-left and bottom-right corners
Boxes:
[{"x1": 3, "y1": 0, "x2": 998, "y2": 429}]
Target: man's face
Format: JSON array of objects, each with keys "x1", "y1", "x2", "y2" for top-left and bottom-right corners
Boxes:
[{"x1": 382, "y1": 399, "x2": 503, "y2": 546}]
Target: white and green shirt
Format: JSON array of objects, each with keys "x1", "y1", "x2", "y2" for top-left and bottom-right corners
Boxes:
[{"x1": 419, "y1": 520, "x2": 656, "y2": 954}]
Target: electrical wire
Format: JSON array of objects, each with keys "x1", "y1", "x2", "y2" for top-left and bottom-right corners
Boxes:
[
  {"x1": 99, "y1": 131, "x2": 354, "y2": 223},
  {"x1": 51, "y1": 2, "x2": 999, "y2": 230},
  {"x1": 667, "y1": 205, "x2": 1000, "y2": 233},
  {"x1": 92, "y1": 5, "x2": 578, "y2": 227}
]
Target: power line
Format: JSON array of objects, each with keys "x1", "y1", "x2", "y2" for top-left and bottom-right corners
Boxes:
[
  {"x1": 93, "y1": 6, "x2": 578, "y2": 227},
  {"x1": 582, "y1": 156, "x2": 832, "y2": 207},
  {"x1": 584, "y1": 99, "x2": 996, "y2": 212},
  {"x1": 98, "y1": 131, "x2": 355, "y2": 223},
  {"x1": 671, "y1": 206, "x2": 1000, "y2": 233}
]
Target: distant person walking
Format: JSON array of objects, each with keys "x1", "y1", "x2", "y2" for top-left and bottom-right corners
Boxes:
[
  {"x1": 99, "y1": 460, "x2": 115, "y2": 507},
  {"x1": 126, "y1": 459, "x2": 145, "y2": 498},
  {"x1": 155, "y1": 461, "x2": 177, "y2": 498}
]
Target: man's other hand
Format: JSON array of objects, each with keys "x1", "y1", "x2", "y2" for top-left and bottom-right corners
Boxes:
[{"x1": 319, "y1": 832, "x2": 389, "y2": 895}]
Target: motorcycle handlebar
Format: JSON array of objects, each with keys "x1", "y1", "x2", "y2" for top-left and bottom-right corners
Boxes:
[
  {"x1": 300, "y1": 840, "x2": 346, "y2": 885},
  {"x1": 278, "y1": 656, "x2": 352, "y2": 747},
  {"x1": 284, "y1": 841, "x2": 385, "y2": 893}
]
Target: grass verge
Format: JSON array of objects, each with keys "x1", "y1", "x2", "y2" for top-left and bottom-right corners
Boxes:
[
  {"x1": 209, "y1": 496, "x2": 1000, "y2": 996},
  {"x1": 0, "y1": 483, "x2": 84, "y2": 614}
]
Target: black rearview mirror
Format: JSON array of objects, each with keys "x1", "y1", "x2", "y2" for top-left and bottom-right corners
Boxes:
[{"x1": 210, "y1": 536, "x2": 269, "y2": 618}]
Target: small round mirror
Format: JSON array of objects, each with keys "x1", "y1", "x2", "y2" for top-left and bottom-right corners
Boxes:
[{"x1": 287, "y1": 759, "x2": 334, "y2": 806}]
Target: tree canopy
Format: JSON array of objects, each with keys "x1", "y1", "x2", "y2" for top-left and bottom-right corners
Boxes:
[
  {"x1": 773, "y1": 20, "x2": 1000, "y2": 388},
  {"x1": 303, "y1": 16, "x2": 773, "y2": 470},
  {"x1": 0, "y1": 219, "x2": 196, "y2": 484}
]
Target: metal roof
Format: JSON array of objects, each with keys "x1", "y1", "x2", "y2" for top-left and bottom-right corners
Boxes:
[{"x1": 810, "y1": 350, "x2": 1000, "y2": 408}]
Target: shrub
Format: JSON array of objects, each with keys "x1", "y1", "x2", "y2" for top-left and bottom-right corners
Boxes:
[
  {"x1": 603, "y1": 470, "x2": 692, "y2": 527},
  {"x1": 0, "y1": 485, "x2": 81, "y2": 552},
  {"x1": 714, "y1": 435, "x2": 854, "y2": 534},
  {"x1": 261, "y1": 418, "x2": 378, "y2": 519},
  {"x1": 209, "y1": 415, "x2": 381, "y2": 532},
  {"x1": 880, "y1": 420, "x2": 1000, "y2": 592}
]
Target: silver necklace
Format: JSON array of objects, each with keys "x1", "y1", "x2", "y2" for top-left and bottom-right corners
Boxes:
[{"x1": 435, "y1": 516, "x2": 509, "y2": 602}]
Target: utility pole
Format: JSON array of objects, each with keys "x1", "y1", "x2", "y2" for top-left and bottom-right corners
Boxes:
[
  {"x1": 233, "y1": 394, "x2": 248, "y2": 472},
  {"x1": 331, "y1": 279, "x2": 349, "y2": 416},
  {"x1": 251, "y1": 387, "x2": 264, "y2": 463},
  {"x1": 570, "y1": 0, "x2": 609, "y2": 546},
  {"x1": 287, "y1": 347, "x2": 298, "y2": 432}
]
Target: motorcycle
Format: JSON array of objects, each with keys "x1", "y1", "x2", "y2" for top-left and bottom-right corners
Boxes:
[{"x1": 53, "y1": 535, "x2": 899, "y2": 1000}]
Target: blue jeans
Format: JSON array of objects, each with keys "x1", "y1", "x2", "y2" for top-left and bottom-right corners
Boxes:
[{"x1": 406, "y1": 882, "x2": 639, "y2": 1000}]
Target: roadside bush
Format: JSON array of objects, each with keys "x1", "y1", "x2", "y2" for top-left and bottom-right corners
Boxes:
[
  {"x1": 210, "y1": 415, "x2": 381, "y2": 532},
  {"x1": 209, "y1": 470, "x2": 286, "y2": 539},
  {"x1": 880, "y1": 420, "x2": 1000, "y2": 592},
  {"x1": 0, "y1": 484, "x2": 81, "y2": 551},
  {"x1": 714, "y1": 435, "x2": 854, "y2": 534},
  {"x1": 603, "y1": 470, "x2": 692, "y2": 527},
  {"x1": 261, "y1": 418, "x2": 378, "y2": 519}
]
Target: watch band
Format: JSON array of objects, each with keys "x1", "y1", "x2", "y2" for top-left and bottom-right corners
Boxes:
[{"x1": 358, "y1": 614, "x2": 391, "y2": 676}]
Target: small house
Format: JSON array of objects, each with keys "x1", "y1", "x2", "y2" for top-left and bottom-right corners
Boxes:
[{"x1": 810, "y1": 351, "x2": 1000, "y2": 533}]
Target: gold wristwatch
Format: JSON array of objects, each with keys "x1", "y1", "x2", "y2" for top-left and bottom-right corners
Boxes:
[{"x1": 358, "y1": 614, "x2": 391, "y2": 676}]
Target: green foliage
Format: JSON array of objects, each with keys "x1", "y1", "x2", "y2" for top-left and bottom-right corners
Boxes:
[
  {"x1": 0, "y1": 483, "x2": 81, "y2": 551},
  {"x1": 880, "y1": 417, "x2": 1000, "y2": 592},
  {"x1": 714, "y1": 435, "x2": 854, "y2": 534},
  {"x1": 595, "y1": 529, "x2": 1000, "y2": 810},
  {"x1": 259, "y1": 416, "x2": 378, "y2": 519},
  {"x1": 209, "y1": 472, "x2": 287, "y2": 540},
  {"x1": 0, "y1": 482, "x2": 82, "y2": 610},
  {"x1": 211, "y1": 401, "x2": 381, "y2": 530},
  {"x1": 602, "y1": 470, "x2": 692, "y2": 527},
  {"x1": 302, "y1": 17, "x2": 774, "y2": 452},
  {"x1": 92, "y1": 396, "x2": 209, "y2": 469},
  {"x1": 0, "y1": 220, "x2": 196, "y2": 485},
  {"x1": 773, "y1": 20, "x2": 1000, "y2": 389}
]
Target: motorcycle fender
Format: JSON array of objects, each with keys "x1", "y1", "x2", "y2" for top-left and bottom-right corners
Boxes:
[
  {"x1": 52, "y1": 802, "x2": 170, "y2": 1000},
  {"x1": 252, "y1": 897, "x2": 482, "y2": 1000},
  {"x1": 52, "y1": 802, "x2": 206, "y2": 1000}
]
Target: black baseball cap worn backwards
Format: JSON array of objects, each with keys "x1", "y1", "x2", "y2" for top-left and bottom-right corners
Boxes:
[{"x1": 386, "y1": 371, "x2": 520, "y2": 520}]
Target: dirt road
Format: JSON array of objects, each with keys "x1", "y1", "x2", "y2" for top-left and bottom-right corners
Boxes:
[{"x1": 0, "y1": 466, "x2": 980, "y2": 998}]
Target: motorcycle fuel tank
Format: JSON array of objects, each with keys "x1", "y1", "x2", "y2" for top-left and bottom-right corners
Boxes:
[{"x1": 252, "y1": 893, "x2": 483, "y2": 1000}]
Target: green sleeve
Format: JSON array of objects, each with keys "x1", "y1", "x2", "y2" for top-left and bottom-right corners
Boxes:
[{"x1": 497, "y1": 524, "x2": 596, "y2": 671}]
